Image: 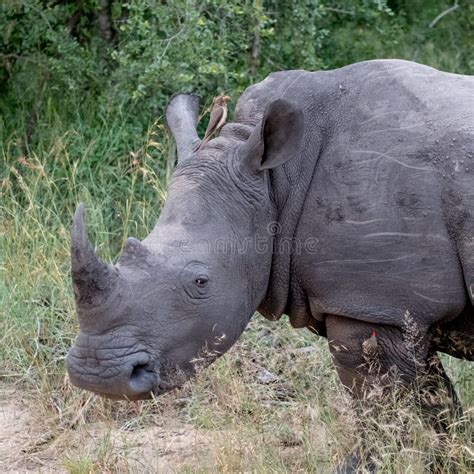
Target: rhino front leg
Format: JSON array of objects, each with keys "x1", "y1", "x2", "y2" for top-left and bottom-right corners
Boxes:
[
  {"x1": 420, "y1": 352, "x2": 465, "y2": 441},
  {"x1": 325, "y1": 314, "x2": 431, "y2": 393},
  {"x1": 325, "y1": 314, "x2": 460, "y2": 473}
]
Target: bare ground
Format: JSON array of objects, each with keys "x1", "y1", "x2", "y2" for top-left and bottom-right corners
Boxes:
[{"x1": 0, "y1": 385, "x2": 214, "y2": 473}]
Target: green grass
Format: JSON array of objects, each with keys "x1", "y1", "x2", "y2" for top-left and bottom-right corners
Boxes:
[{"x1": 1, "y1": 126, "x2": 473, "y2": 472}]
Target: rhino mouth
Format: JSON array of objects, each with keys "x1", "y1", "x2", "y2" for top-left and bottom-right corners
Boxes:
[
  {"x1": 96, "y1": 380, "x2": 172, "y2": 400},
  {"x1": 97, "y1": 377, "x2": 184, "y2": 400},
  {"x1": 67, "y1": 343, "x2": 166, "y2": 400}
]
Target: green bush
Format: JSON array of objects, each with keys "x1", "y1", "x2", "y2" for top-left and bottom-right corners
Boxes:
[{"x1": 2, "y1": 1, "x2": 471, "y2": 161}]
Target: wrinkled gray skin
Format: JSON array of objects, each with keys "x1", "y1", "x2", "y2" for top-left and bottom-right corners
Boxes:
[{"x1": 67, "y1": 60, "x2": 473, "y2": 405}]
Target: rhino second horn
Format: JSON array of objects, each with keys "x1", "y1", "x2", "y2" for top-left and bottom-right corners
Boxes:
[
  {"x1": 71, "y1": 203, "x2": 118, "y2": 306},
  {"x1": 165, "y1": 93, "x2": 201, "y2": 161},
  {"x1": 117, "y1": 237, "x2": 152, "y2": 266}
]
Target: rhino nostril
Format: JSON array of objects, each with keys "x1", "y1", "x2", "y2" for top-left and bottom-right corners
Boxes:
[
  {"x1": 130, "y1": 362, "x2": 153, "y2": 381},
  {"x1": 128, "y1": 361, "x2": 157, "y2": 395}
]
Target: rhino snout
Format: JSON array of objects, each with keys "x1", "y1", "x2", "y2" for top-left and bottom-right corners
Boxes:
[{"x1": 67, "y1": 339, "x2": 161, "y2": 400}]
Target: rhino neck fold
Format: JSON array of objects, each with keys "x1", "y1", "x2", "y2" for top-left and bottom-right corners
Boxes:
[
  {"x1": 227, "y1": 70, "x2": 322, "y2": 327},
  {"x1": 258, "y1": 133, "x2": 323, "y2": 328}
]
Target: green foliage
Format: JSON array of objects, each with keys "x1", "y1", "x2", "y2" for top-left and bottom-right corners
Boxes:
[
  {"x1": 2, "y1": 1, "x2": 471, "y2": 155},
  {"x1": 320, "y1": 0, "x2": 473, "y2": 72}
]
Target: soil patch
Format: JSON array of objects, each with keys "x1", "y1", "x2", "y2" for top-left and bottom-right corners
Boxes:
[
  {"x1": 0, "y1": 386, "x2": 36, "y2": 472},
  {"x1": 0, "y1": 385, "x2": 212, "y2": 473}
]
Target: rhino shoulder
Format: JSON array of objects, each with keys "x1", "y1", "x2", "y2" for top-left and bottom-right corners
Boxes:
[{"x1": 233, "y1": 70, "x2": 307, "y2": 125}]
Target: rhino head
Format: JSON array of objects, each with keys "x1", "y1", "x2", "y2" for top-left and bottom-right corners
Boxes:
[{"x1": 67, "y1": 93, "x2": 303, "y2": 399}]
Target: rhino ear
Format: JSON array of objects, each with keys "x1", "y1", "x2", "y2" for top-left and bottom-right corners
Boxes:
[{"x1": 239, "y1": 99, "x2": 304, "y2": 171}]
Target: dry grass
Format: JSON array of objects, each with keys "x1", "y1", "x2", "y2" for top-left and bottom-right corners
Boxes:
[{"x1": 1, "y1": 318, "x2": 472, "y2": 473}]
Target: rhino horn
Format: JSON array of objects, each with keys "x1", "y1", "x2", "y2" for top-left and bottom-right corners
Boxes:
[
  {"x1": 71, "y1": 203, "x2": 118, "y2": 308},
  {"x1": 117, "y1": 237, "x2": 151, "y2": 267},
  {"x1": 165, "y1": 93, "x2": 201, "y2": 161}
]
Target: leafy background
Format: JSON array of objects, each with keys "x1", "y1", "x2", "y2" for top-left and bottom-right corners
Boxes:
[{"x1": 2, "y1": 1, "x2": 472, "y2": 173}]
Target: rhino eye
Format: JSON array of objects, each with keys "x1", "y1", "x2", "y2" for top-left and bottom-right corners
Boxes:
[
  {"x1": 195, "y1": 276, "x2": 208, "y2": 287},
  {"x1": 180, "y1": 262, "x2": 210, "y2": 299}
]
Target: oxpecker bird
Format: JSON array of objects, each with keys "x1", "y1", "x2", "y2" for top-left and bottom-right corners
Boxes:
[
  {"x1": 362, "y1": 329, "x2": 379, "y2": 361},
  {"x1": 195, "y1": 95, "x2": 230, "y2": 151}
]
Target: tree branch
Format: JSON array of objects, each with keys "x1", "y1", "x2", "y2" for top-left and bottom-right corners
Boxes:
[
  {"x1": 250, "y1": 0, "x2": 261, "y2": 77},
  {"x1": 96, "y1": 0, "x2": 115, "y2": 42},
  {"x1": 429, "y1": 1, "x2": 460, "y2": 28}
]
